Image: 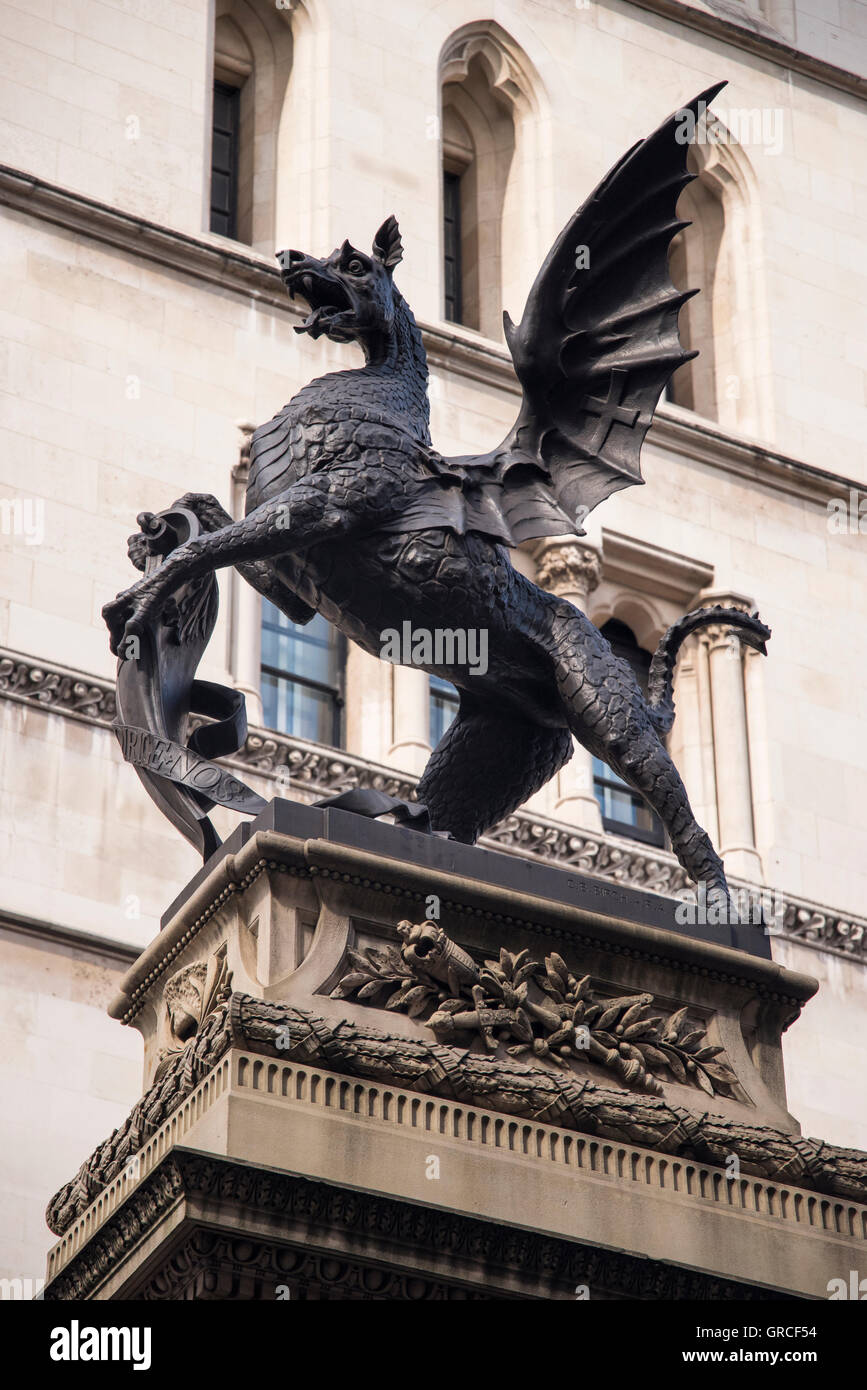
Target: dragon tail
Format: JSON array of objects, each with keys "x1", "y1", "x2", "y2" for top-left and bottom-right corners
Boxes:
[{"x1": 646, "y1": 604, "x2": 771, "y2": 735}]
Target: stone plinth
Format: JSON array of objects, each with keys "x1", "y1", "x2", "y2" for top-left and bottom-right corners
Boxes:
[{"x1": 43, "y1": 802, "x2": 867, "y2": 1300}]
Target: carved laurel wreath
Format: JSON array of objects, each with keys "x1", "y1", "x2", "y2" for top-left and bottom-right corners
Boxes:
[{"x1": 332, "y1": 922, "x2": 738, "y2": 1099}]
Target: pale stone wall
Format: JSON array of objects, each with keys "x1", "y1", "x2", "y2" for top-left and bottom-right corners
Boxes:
[
  {"x1": 0, "y1": 0, "x2": 211, "y2": 234},
  {"x1": 0, "y1": 0, "x2": 865, "y2": 1289},
  {"x1": 0, "y1": 927, "x2": 140, "y2": 1289},
  {"x1": 775, "y1": 935, "x2": 867, "y2": 1152}
]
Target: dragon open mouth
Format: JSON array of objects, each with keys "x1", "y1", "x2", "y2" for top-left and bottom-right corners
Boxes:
[{"x1": 284, "y1": 271, "x2": 353, "y2": 340}]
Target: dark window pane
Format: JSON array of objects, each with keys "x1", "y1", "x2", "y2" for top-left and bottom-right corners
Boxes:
[
  {"x1": 211, "y1": 208, "x2": 230, "y2": 238},
  {"x1": 261, "y1": 608, "x2": 339, "y2": 687},
  {"x1": 430, "y1": 675, "x2": 459, "y2": 746},
  {"x1": 443, "y1": 170, "x2": 462, "y2": 324},
  {"x1": 260, "y1": 599, "x2": 344, "y2": 746},
  {"x1": 592, "y1": 757, "x2": 660, "y2": 839},
  {"x1": 210, "y1": 80, "x2": 239, "y2": 240},
  {"x1": 262, "y1": 671, "x2": 337, "y2": 746},
  {"x1": 213, "y1": 86, "x2": 233, "y2": 126},
  {"x1": 211, "y1": 131, "x2": 232, "y2": 172},
  {"x1": 210, "y1": 171, "x2": 231, "y2": 214}
]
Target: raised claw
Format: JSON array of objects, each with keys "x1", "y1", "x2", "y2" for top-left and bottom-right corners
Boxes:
[
  {"x1": 103, "y1": 596, "x2": 134, "y2": 656},
  {"x1": 102, "y1": 581, "x2": 150, "y2": 657},
  {"x1": 127, "y1": 532, "x2": 151, "y2": 572},
  {"x1": 172, "y1": 492, "x2": 219, "y2": 514},
  {"x1": 170, "y1": 492, "x2": 231, "y2": 531}
]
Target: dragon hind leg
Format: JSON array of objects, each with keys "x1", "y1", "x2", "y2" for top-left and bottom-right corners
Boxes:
[
  {"x1": 543, "y1": 600, "x2": 734, "y2": 908},
  {"x1": 417, "y1": 691, "x2": 573, "y2": 844},
  {"x1": 606, "y1": 736, "x2": 731, "y2": 905}
]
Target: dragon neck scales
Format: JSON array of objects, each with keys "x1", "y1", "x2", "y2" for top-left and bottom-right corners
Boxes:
[{"x1": 358, "y1": 285, "x2": 431, "y2": 444}]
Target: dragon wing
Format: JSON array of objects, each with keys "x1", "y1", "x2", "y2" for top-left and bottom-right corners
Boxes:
[{"x1": 449, "y1": 84, "x2": 725, "y2": 546}]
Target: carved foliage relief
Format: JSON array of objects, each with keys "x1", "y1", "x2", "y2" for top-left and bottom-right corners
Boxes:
[{"x1": 331, "y1": 920, "x2": 738, "y2": 1099}]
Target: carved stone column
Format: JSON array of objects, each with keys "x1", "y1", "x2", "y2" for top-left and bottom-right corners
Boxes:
[
  {"x1": 345, "y1": 640, "x2": 391, "y2": 763},
  {"x1": 230, "y1": 424, "x2": 263, "y2": 726},
  {"x1": 743, "y1": 642, "x2": 773, "y2": 879},
  {"x1": 669, "y1": 642, "x2": 703, "y2": 827},
  {"x1": 700, "y1": 592, "x2": 763, "y2": 884},
  {"x1": 695, "y1": 630, "x2": 720, "y2": 846},
  {"x1": 533, "y1": 540, "x2": 603, "y2": 831}
]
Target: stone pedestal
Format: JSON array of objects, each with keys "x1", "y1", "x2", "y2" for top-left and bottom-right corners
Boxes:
[{"x1": 43, "y1": 802, "x2": 867, "y2": 1301}]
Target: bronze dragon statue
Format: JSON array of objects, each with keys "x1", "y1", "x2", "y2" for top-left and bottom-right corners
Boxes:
[{"x1": 103, "y1": 84, "x2": 769, "y2": 912}]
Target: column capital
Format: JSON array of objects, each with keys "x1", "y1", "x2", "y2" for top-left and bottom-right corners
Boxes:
[
  {"x1": 699, "y1": 624, "x2": 743, "y2": 656},
  {"x1": 694, "y1": 591, "x2": 761, "y2": 658},
  {"x1": 695, "y1": 588, "x2": 757, "y2": 615},
  {"x1": 533, "y1": 539, "x2": 602, "y2": 599}
]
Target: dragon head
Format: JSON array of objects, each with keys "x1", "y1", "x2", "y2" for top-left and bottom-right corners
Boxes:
[{"x1": 277, "y1": 215, "x2": 404, "y2": 353}]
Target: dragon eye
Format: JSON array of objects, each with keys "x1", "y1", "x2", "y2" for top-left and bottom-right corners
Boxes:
[{"x1": 346, "y1": 258, "x2": 366, "y2": 276}]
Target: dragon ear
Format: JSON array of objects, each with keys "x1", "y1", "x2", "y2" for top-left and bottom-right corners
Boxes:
[{"x1": 372, "y1": 215, "x2": 404, "y2": 270}]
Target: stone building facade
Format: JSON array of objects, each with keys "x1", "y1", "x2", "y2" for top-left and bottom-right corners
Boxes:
[{"x1": 0, "y1": 0, "x2": 865, "y2": 1289}]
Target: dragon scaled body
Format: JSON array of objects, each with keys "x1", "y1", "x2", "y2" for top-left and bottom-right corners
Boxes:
[{"x1": 104, "y1": 85, "x2": 769, "y2": 910}]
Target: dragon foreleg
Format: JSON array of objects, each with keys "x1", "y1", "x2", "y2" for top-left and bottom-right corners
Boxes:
[{"x1": 103, "y1": 491, "x2": 318, "y2": 654}]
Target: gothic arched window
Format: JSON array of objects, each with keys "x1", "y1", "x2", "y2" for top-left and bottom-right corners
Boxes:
[
  {"x1": 210, "y1": 0, "x2": 293, "y2": 250},
  {"x1": 440, "y1": 62, "x2": 514, "y2": 335},
  {"x1": 667, "y1": 173, "x2": 724, "y2": 419},
  {"x1": 439, "y1": 24, "x2": 544, "y2": 340},
  {"x1": 665, "y1": 120, "x2": 770, "y2": 439}
]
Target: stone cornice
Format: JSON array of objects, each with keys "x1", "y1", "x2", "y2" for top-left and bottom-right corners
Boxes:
[
  {"x1": 0, "y1": 908, "x2": 138, "y2": 967},
  {"x1": 646, "y1": 407, "x2": 857, "y2": 508},
  {"x1": 46, "y1": 1149, "x2": 789, "y2": 1302},
  {"x1": 1, "y1": 164, "x2": 862, "y2": 509},
  {"x1": 0, "y1": 164, "x2": 293, "y2": 313},
  {"x1": 1, "y1": 645, "x2": 864, "y2": 966},
  {"x1": 44, "y1": 997, "x2": 867, "y2": 1246},
  {"x1": 626, "y1": 0, "x2": 867, "y2": 100}
]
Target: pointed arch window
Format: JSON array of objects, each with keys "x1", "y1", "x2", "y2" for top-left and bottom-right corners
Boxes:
[
  {"x1": 439, "y1": 25, "x2": 543, "y2": 340},
  {"x1": 210, "y1": 1, "x2": 293, "y2": 251},
  {"x1": 666, "y1": 169, "x2": 724, "y2": 420},
  {"x1": 665, "y1": 122, "x2": 770, "y2": 439},
  {"x1": 439, "y1": 66, "x2": 513, "y2": 336}
]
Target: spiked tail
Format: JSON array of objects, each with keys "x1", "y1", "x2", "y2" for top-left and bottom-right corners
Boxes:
[{"x1": 646, "y1": 604, "x2": 771, "y2": 735}]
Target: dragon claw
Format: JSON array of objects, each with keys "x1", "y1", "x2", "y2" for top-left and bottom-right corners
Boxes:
[
  {"x1": 103, "y1": 582, "x2": 162, "y2": 657},
  {"x1": 103, "y1": 593, "x2": 135, "y2": 656}
]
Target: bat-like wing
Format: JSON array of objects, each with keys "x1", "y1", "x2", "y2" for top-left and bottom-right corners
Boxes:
[{"x1": 448, "y1": 84, "x2": 725, "y2": 545}]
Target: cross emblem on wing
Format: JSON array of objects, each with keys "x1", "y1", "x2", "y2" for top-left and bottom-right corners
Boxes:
[{"x1": 583, "y1": 369, "x2": 641, "y2": 454}]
